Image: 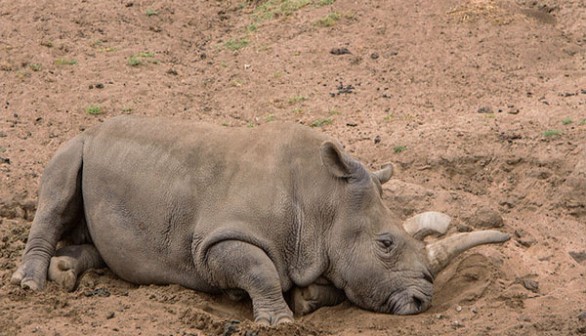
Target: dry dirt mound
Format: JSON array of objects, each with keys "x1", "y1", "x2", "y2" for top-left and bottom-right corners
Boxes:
[{"x1": 1, "y1": 0, "x2": 585, "y2": 335}]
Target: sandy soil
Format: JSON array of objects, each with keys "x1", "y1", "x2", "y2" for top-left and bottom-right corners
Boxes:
[{"x1": 1, "y1": 0, "x2": 585, "y2": 335}]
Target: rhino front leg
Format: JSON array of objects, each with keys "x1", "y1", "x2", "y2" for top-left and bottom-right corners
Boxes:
[
  {"x1": 290, "y1": 279, "x2": 346, "y2": 316},
  {"x1": 11, "y1": 137, "x2": 84, "y2": 291},
  {"x1": 48, "y1": 244, "x2": 105, "y2": 292},
  {"x1": 205, "y1": 241, "x2": 294, "y2": 325}
]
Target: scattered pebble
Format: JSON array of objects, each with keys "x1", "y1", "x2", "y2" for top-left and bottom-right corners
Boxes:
[
  {"x1": 471, "y1": 307, "x2": 478, "y2": 314},
  {"x1": 452, "y1": 320, "x2": 463, "y2": 328},
  {"x1": 374, "y1": 135, "x2": 381, "y2": 144},
  {"x1": 515, "y1": 229, "x2": 537, "y2": 248},
  {"x1": 370, "y1": 52, "x2": 379, "y2": 59},
  {"x1": 477, "y1": 106, "x2": 493, "y2": 114},
  {"x1": 521, "y1": 278, "x2": 539, "y2": 293},
  {"x1": 330, "y1": 47, "x2": 351, "y2": 55},
  {"x1": 469, "y1": 206, "x2": 504, "y2": 229},
  {"x1": 569, "y1": 251, "x2": 586, "y2": 263},
  {"x1": 106, "y1": 311, "x2": 115, "y2": 319},
  {"x1": 455, "y1": 305, "x2": 462, "y2": 312},
  {"x1": 84, "y1": 288, "x2": 111, "y2": 297},
  {"x1": 578, "y1": 311, "x2": 586, "y2": 321},
  {"x1": 223, "y1": 320, "x2": 240, "y2": 336}
]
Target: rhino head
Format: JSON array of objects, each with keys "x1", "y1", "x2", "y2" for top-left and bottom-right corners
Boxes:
[{"x1": 320, "y1": 142, "x2": 509, "y2": 315}]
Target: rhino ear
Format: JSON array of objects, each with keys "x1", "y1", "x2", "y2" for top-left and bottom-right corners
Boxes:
[
  {"x1": 373, "y1": 163, "x2": 393, "y2": 185},
  {"x1": 321, "y1": 141, "x2": 361, "y2": 179}
]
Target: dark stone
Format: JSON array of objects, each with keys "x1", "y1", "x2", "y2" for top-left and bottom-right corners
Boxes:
[
  {"x1": 469, "y1": 207, "x2": 504, "y2": 229},
  {"x1": 477, "y1": 106, "x2": 493, "y2": 114},
  {"x1": 569, "y1": 251, "x2": 586, "y2": 263},
  {"x1": 330, "y1": 47, "x2": 351, "y2": 55}
]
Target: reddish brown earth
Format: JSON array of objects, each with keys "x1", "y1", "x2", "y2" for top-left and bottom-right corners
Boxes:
[{"x1": 1, "y1": 0, "x2": 585, "y2": 335}]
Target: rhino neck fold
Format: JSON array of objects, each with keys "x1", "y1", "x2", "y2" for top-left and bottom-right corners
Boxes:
[{"x1": 286, "y1": 163, "x2": 330, "y2": 287}]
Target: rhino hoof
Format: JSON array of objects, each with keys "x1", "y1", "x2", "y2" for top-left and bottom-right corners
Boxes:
[
  {"x1": 254, "y1": 312, "x2": 294, "y2": 326},
  {"x1": 20, "y1": 278, "x2": 43, "y2": 291},
  {"x1": 48, "y1": 256, "x2": 77, "y2": 292},
  {"x1": 11, "y1": 265, "x2": 45, "y2": 291}
]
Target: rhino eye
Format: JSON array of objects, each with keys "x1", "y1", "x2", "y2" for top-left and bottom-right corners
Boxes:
[{"x1": 376, "y1": 233, "x2": 395, "y2": 251}]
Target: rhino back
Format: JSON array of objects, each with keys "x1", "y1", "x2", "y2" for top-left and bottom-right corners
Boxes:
[{"x1": 79, "y1": 116, "x2": 332, "y2": 290}]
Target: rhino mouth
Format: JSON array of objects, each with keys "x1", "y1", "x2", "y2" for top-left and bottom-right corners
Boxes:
[{"x1": 386, "y1": 288, "x2": 432, "y2": 315}]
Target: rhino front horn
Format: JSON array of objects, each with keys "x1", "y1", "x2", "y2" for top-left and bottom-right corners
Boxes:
[{"x1": 426, "y1": 230, "x2": 510, "y2": 275}]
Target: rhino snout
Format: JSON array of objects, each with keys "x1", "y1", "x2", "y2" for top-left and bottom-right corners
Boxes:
[{"x1": 387, "y1": 287, "x2": 432, "y2": 315}]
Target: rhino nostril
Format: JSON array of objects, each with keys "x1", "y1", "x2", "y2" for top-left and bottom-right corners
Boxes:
[
  {"x1": 412, "y1": 296, "x2": 423, "y2": 311},
  {"x1": 423, "y1": 271, "x2": 433, "y2": 284}
]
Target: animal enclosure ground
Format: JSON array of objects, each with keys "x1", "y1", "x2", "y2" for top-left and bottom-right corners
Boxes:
[{"x1": 1, "y1": 0, "x2": 585, "y2": 335}]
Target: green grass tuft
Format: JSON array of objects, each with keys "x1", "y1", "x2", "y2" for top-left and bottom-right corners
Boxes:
[
  {"x1": 54, "y1": 58, "x2": 77, "y2": 66},
  {"x1": 316, "y1": 0, "x2": 335, "y2": 6},
  {"x1": 316, "y1": 11, "x2": 340, "y2": 27},
  {"x1": 310, "y1": 118, "x2": 333, "y2": 127},
  {"x1": 393, "y1": 146, "x2": 407, "y2": 154},
  {"x1": 86, "y1": 105, "x2": 102, "y2": 116},
  {"x1": 542, "y1": 129, "x2": 562, "y2": 137},
  {"x1": 253, "y1": 0, "x2": 311, "y2": 21},
  {"x1": 128, "y1": 52, "x2": 157, "y2": 67},
  {"x1": 225, "y1": 38, "x2": 249, "y2": 51}
]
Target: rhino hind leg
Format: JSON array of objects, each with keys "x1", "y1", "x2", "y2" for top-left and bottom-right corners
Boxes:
[
  {"x1": 11, "y1": 136, "x2": 85, "y2": 291},
  {"x1": 48, "y1": 244, "x2": 105, "y2": 292},
  {"x1": 291, "y1": 280, "x2": 346, "y2": 316},
  {"x1": 205, "y1": 240, "x2": 294, "y2": 326}
]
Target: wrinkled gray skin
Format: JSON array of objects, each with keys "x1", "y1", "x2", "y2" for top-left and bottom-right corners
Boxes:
[{"x1": 12, "y1": 116, "x2": 505, "y2": 325}]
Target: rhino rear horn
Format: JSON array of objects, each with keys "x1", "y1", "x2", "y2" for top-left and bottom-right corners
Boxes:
[
  {"x1": 426, "y1": 230, "x2": 510, "y2": 275},
  {"x1": 403, "y1": 211, "x2": 451, "y2": 240},
  {"x1": 373, "y1": 164, "x2": 393, "y2": 185}
]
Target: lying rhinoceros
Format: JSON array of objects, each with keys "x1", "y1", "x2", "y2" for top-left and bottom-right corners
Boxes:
[{"x1": 12, "y1": 116, "x2": 509, "y2": 325}]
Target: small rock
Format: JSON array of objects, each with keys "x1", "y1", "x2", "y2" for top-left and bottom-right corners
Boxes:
[
  {"x1": 436, "y1": 313, "x2": 444, "y2": 319},
  {"x1": 330, "y1": 47, "x2": 351, "y2": 55},
  {"x1": 166, "y1": 69, "x2": 178, "y2": 76},
  {"x1": 346, "y1": 122, "x2": 358, "y2": 127},
  {"x1": 508, "y1": 108, "x2": 520, "y2": 115},
  {"x1": 515, "y1": 229, "x2": 536, "y2": 247},
  {"x1": 470, "y1": 307, "x2": 478, "y2": 314},
  {"x1": 0, "y1": 157, "x2": 10, "y2": 164},
  {"x1": 569, "y1": 251, "x2": 586, "y2": 263},
  {"x1": 455, "y1": 305, "x2": 462, "y2": 312},
  {"x1": 452, "y1": 320, "x2": 463, "y2": 328},
  {"x1": 374, "y1": 135, "x2": 381, "y2": 144},
  {"x1": 106, "y1": 311, "x2": 115, "y2": 319},
  {"x1": 95, "y1": 83, "x2": 104, "y2": 89},
  {"x1": 84, "y1": 288, "x2": 111, "y2": 297},
  {"x1": 477, "y1": 106, "x2": 493, "y2": 114},
  {"x1": 521, "y1": 278, "x2": 539, "y2": 293},
  {"x1": 223, "y1": 320, "x2": 240, "y2": 336},
  {"x1": 578, "y1": 311, "x2": 586, "y2": 321},
  {"x1": 469, "y1": 207, "x2": 504, "y2": 229},
  {"x1": 370, "y1": 52, "x2": 379, "y2": 59}
]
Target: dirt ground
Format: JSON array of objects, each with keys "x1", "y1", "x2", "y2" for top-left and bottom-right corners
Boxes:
[{"x1": 1, "y1": 0, "x2": 585, "y2": 335}]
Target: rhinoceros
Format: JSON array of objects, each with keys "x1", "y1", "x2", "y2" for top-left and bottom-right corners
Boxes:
[{"x1": 11, "y1": 116, "x2": 509, "y2": 325}]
